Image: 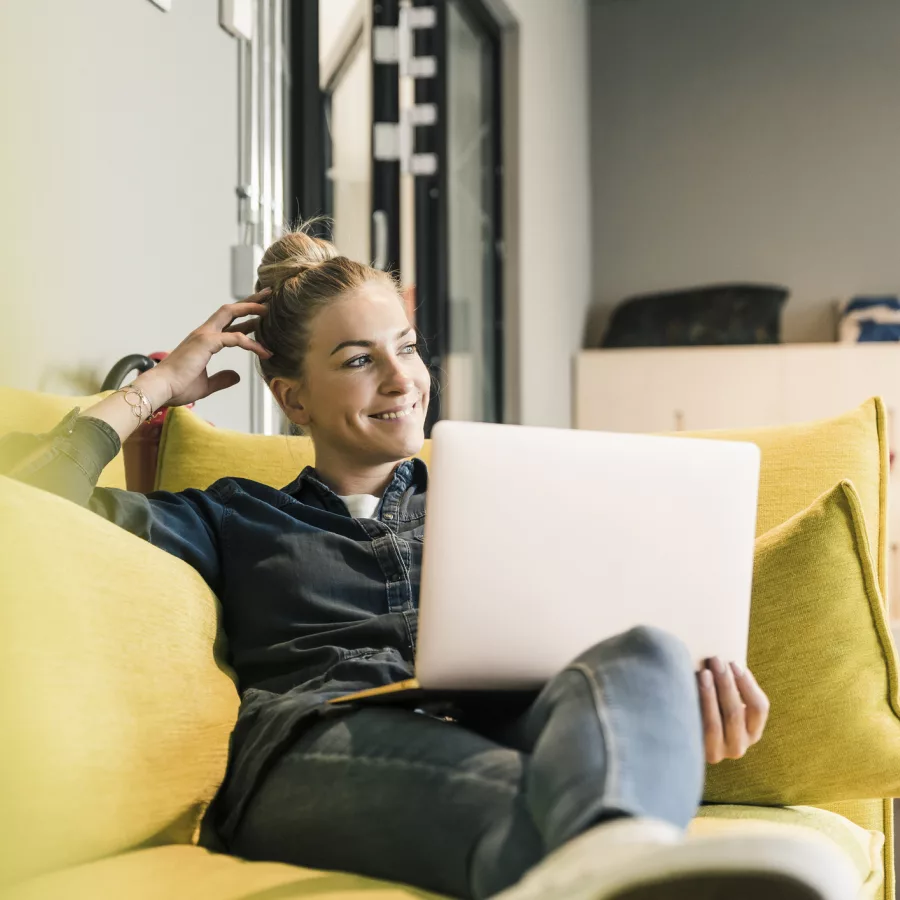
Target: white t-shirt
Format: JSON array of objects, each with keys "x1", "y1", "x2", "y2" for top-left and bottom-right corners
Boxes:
[{"x1": 339, "y1": 493, "x2": 381, "y2": 520}]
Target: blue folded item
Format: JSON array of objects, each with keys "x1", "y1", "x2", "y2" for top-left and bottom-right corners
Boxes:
[
  {"x1": 857, "y1": 321, "x2": 900, "y2": 342},
  {"x1": 839, "y1": 296, "x2": 900, "y2": 342}
]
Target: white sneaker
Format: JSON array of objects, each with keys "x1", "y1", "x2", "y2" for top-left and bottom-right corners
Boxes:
[{"x1": 489, "y1": 816, "x2": 861, "y2": 900}]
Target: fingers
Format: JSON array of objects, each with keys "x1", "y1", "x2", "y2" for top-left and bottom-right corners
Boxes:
[
  {"x1": 223, "y1": 318, "x2": 261, "y2": 335},
  {"x1": 698, "y1": 658, "x2": 771, "y2": 766},
  {"x1": 218, "y1": 331, "x2": 273, "y2": 360},
  {"x1": 206, "y1": 288, "x2": 272, "y2": 331},
  {"x1": 206, "y1": 369, "x2": 241, "y2": 396},
  {"x1": 697, "y1": 668, "x2": 725, "y2": 764},
  {"x1": 733, "y1": 663, "x2": 770, "y2": 744},
  {"x1": 709, "y1": 657, "x2": 747, "y2": 759}
]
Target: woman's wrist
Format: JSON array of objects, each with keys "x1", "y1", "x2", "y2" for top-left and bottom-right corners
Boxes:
[{"x1": 132, "y1": 369, "x2": 174, "y2": 413}]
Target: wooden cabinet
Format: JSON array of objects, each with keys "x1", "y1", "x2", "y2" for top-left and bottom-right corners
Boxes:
[{"x1": 575, "y1": 344, "x2": 900, "y2": 616}]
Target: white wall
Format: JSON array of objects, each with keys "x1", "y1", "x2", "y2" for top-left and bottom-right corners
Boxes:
[
  {"x1": 0, "y1": 0, "x2": 248, "y2": 432},
  {"x1": 504, "y1": 0, "x2": 592, "y2": 427},
  {"x1": 588, "y1": 0, "x2": 900, "y2": 346}
]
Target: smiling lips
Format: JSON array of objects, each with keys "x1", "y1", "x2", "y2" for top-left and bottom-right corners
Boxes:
[{"x1": 370, "y1": 402, "x2": 418, "y2": 421}]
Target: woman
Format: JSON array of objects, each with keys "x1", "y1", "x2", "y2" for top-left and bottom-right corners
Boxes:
[{"x1": 4, "y1": 226, "x2": 851, "y2": 900}]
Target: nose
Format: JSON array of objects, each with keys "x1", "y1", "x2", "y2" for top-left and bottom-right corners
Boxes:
[{"x1": 380, "y1": 357, "x2": 415, "y2": 394}]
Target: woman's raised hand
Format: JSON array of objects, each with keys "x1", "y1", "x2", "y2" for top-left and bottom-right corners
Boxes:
[
  {"x1": 698, "y1": 658, "x2": 770, "y2": 764},
  {"x1": 147, "y1": 289, "x2": 273, "y2": 408}
]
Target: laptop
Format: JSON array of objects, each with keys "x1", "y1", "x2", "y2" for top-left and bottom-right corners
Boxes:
[{"x1": 331, "y1": 420, "x2": 760, "y2": 707}]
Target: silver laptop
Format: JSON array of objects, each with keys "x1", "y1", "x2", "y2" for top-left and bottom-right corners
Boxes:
[{"x1": 332, "y1": 420, "x2": 760, "y2": 705}]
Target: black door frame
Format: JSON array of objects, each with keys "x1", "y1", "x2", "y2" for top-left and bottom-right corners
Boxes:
[{"x1": 286, "y1": 0, "x2": 327, "y2": 234}]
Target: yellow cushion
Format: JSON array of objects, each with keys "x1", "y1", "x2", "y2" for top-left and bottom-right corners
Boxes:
[
  {"x1": 0, "y1": 386, "x2": 127, "y2": 489},
  {"x1": 703, "y1": 480, "x2": 900, "y2": 805},
  {"x1": 0, "y1": 807, "x2": 879, "y2": 900},
  {"x1": 692, "y1": 805, "x2": 884, "y2": 899},
  {"x1": 155, "y1": 405, "x2": 431, "y2": 493},
  {"x1": 0, "y1": 476, "x2": 240, "y2": 887},
  {"x1": 0, "y1": 846, "x2": 446, "y2": 900},
  {"x1": 679, "y1": 397, "x2": 888, "y2": 594},
  {"x1": 683, "y1": 398, "x2": 892, "y2": 890}
]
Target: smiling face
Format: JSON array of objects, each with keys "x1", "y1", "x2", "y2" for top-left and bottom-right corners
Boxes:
[{"x1": 275, "y1": 281, "x2": 430, "y2": 467}]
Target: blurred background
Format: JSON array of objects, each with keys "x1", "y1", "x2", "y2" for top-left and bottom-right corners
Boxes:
[
  {"x1": 3, "y1": 0, "x2": 900, "y2": 511},
  {"x1": 0, "y1": 0, "x2": 586, "y2": 437}
]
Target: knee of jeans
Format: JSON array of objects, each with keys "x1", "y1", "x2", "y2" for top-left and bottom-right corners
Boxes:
[{"x1": 620, "y1": 625, "x2": 694, "y2": 679}]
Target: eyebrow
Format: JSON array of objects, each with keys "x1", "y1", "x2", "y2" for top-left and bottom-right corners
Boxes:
[{"x1": 329, "y1": 327, "x2": 413, "y2": 356}]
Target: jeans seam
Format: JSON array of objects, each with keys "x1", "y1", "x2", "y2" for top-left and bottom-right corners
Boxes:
[
  {"x1": 297, "y1": 750, "x2": 518, "y2": 795},
  {"x1": 566, "y1": 662, "x2": 623, "y2": 809},
  {"x1": 59, "y1": 444, "x2": 97, "y2": 482}
]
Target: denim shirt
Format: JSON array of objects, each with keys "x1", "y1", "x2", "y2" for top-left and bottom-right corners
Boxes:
[{"x1": 0, "y1": 409, "x2": 428, "y2": 844}]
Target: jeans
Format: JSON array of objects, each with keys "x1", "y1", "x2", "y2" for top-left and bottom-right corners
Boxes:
[{"x1": 229, "y1": 626, "x2": 705, "y2": 900}]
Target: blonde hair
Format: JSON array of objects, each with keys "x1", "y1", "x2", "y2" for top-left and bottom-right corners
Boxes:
[{"x1": 254, "y1": 221, "x2": 401, "y2": 389}]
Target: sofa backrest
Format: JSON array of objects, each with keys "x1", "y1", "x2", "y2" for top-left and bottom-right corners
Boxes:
[
  {"x1": 0, "y1": 474, "x2": 240, "y2": 887},
  {"x1": 154, "y1": 404, "x2": 431, "y2": 493}
]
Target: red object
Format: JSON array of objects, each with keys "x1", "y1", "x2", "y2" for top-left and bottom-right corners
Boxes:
[{"x1": 122, "y1": 351, "x2": 197, "y2": 493}]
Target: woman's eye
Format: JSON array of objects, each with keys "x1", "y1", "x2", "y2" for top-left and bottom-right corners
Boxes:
[{"x1": 345, "y1": 345, "x2": 417, "y2": 369}]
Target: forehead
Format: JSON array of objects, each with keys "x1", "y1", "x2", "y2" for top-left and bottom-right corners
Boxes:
[{"x1": 308, "y1": 282, "x2": 410, "y2": 349}]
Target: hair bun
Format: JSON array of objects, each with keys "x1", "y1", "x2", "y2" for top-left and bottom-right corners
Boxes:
[{"x1": 255, "y1": 226, "x2": 340, "y2": 292}]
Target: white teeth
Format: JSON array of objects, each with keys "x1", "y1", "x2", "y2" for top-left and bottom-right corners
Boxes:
[{"x1": 373, "y1": 406, "x2": 414, "y2": 421}]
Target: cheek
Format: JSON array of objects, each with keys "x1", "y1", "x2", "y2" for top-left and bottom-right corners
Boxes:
[
  {"x1": 314, "y1": 376, "x2": 367, "y2": 422},
  {"x1": 414, "y1": 358, "x2": 431, "y2": 391}
]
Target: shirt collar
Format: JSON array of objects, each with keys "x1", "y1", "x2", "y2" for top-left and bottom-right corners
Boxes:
[{"x1": 278, "y1": 456, "x2": 428, "y2": 502}]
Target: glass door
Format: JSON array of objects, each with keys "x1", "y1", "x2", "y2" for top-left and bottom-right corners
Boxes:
[
  {"x1": 413, "y1": 0, "x2": 503, "y2": 433},
  {"x1": 444, "y1": 0, "x2": 502, "y2": 423}
]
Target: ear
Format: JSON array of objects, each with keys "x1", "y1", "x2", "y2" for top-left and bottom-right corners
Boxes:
[{"x1": 269, "y1": 376, "x2": 312, "y2": 428}]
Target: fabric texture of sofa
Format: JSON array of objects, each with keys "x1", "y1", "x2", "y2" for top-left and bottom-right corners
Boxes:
[{"x1": 0, "y1": 386, "x2": 895, "y2": 900}]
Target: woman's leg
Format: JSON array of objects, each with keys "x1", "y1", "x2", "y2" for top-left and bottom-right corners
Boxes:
[
  {"x1": 230, "y1": 626, "x2": 704, "y2": 900},
  {"x1": 229, "y1": 705, "x2": 543, "y2": 900},
  {"x1": 467, "y1": 625, "x2": 706, "y2": 856}
]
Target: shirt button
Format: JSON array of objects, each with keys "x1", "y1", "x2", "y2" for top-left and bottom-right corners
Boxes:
[{"x1": 383, "y1": 513, "x2": 394, "y2": 520}]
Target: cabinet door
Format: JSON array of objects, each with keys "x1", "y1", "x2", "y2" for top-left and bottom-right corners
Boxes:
[
  {"x1": 575, "y1": 347, "x2": 784, "y2": 433},
  {"x1": 781, "y1": 344, "x2": 900, "y2": 423}
]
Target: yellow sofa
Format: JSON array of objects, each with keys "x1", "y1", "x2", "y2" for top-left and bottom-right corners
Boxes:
[{"x1": 0, "y1": 387, "x2": 893, "y2": 900}]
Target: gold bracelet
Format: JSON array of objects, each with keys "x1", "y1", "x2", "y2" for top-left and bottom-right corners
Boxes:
[{"x1": 113, "y1": 383, "x2": 154, "y2": 423}]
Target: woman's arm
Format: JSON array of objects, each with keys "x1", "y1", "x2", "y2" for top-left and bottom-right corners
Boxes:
[
  {"x1": 2, "y1": 289, "x2": 272, "y2": 499},
  {"x1": 0, "y1": 290, "x2": 273, "y2": 590},
  {"x1": 0, "y1": 406, "x2": 123, "y2": 506},
  {"x1": 1, "y1": 408, "x2": 225, "y2": 592}
]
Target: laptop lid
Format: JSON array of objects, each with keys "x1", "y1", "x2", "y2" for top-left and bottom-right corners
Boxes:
[{"x1": 414, "y1": 421, "x2": 760, "y2": 691}]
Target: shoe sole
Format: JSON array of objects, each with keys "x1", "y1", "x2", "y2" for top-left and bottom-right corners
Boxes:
[{"x1": 616, "y1": 872, "x2": 826, "y2": 900}]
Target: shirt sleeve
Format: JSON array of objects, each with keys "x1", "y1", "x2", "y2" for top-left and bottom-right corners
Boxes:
[{"x1": 0, "y1": 408, "x2": 224, "y2": 593}]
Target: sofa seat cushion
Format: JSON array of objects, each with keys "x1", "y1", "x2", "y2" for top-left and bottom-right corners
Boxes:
[
  {"x1": 0, "y1": 475, "x2": 240, "y2": 887},
  {"x1": 693, "y1": 805, "x2": 884, "y2": 899},
  {"x1": 0, "y1": 386, "x2": 127, "y2": 489},
  {"x1": 0, "y1": 846, "x2": 446, "y2": 900},
  {"x1": 0, "y1": 806, "x2": 880, "y2": 900}
]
